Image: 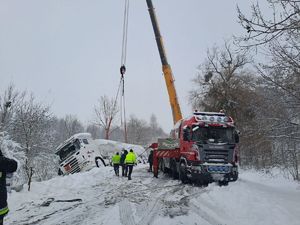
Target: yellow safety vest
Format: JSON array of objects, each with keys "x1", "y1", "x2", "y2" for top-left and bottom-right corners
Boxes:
[
  {"x1": 112, "y1": 154, "x2": 121, "y2": 164},
  {"x1": 125, "y1": 152, "x2": 136, "y2": 164},
  {"x1": 0, "y1": 206, "x2": 9, "y2": 216}
]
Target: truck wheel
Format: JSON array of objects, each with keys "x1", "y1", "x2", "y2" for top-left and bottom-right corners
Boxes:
[
  {"x1": 232, "y1": 171, "x2": 238, "y2": 181},
  {"x1": 229, "y1": 166, "x2": 238, "y2": 182},
  {"x1": 218, "y1": 180, "x2": 229, "y2": 186},
  {"x1": 160, "y1": 159, "x2": 167, "y2": 173},
  {"x1": 58, "y1": 168, "x2": 63, "y2": 176},
  {"x1": 170, "y1": 161, "x2": 178, "y2": 179},
  {"x1": 95, "y1": 157, "x2": 106, "y2": 167},
  {"x1": 179, "y1": 162, "x2": 189, "y2": 184}
]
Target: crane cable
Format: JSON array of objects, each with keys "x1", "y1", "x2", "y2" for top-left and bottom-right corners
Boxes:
[{"x1": 117, "y1": 0, "x2": 130, "y2": 143}]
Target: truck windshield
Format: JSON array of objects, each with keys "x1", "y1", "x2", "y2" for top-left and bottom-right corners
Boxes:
[
  {"x1": 192, "y1": 127, "x2": 234, "y2": 144},
  {"x1": 58, "y1": 139, "x2": 81, "y2": 161}
]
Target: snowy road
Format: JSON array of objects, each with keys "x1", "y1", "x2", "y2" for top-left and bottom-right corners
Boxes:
[{"x1": 6, "y1": 165, "x2": 300, "y2": 225}]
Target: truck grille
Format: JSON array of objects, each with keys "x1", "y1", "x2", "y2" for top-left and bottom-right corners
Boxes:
[
  {"x1": 198, "y1": 144, "x2": 235, "y2": 164},
  {"x1": 204, "y1": 149, "x2": 229, "y2": 163},
  {"x1": 65, "y1": 157, "x2": 81, "y2": 174}
]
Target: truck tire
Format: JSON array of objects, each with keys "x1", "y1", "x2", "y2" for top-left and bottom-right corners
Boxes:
[
  {"x1": 95, "y1": 157, "x2": 106, "y2": 167},
  {"x1": 58, "y1": 168, "x2": 63, "y2": 176},
  {"x1": 218, "y1": 180, "x2": 229, "y2": 186},
  {"x1": 160, "y1": 159, "x2": 167, "y2": 173},
  {"x1": 170, "y1": 160, "x2": 178, "y2": 179},
  {"x1": 231, "y1": 171, "x2": 238, "y2": 181},
  {"x1": 229, "y1": 166, "x2": 238, "y2": 182},
  {"x1": 179, "y1": 161, "x2": 189, "y2": 184}
]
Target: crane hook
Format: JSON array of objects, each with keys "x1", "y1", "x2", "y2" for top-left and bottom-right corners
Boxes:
[{"x1": 120, "y1": 65, "x2": 126, "y2": 76}]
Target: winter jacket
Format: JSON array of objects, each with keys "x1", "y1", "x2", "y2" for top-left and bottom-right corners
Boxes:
[
  {"x1": 120, "y1": 151, "x2": 128, "y2": 165},
  {"x1": 148, "y1": 151, "x2": 153, "y2": 164},
  {"x1": 125, "y1": 151, "x2": 136, "y2": 165},
  {"x1": 0, "y1": 153, "x2": 18, "y2": 218},
  {"x1": 112, "y1": 154, "x2": 121, "y2": 165}
]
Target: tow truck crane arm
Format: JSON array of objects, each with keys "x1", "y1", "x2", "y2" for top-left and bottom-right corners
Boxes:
[{"x1": 146, "y1": 0, "x2": 183, "y2": 124}]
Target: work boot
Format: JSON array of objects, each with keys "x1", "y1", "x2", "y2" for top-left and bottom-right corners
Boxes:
[{"x1": 128, "y1": 177, "x2": 131, "y2": 180}]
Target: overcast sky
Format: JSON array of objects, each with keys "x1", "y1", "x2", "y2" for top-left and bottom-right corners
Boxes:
[{"x1": 0, "y1": 0, "x2": 254, "y2": 132}]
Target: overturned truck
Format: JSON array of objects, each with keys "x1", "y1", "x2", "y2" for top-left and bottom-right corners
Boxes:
[
  {"x1": 55, "y1": 133, "x2": 107, "y2": 175},
  {"x1": 151, "y1": 111, "x2": 239, "y2": 185}
]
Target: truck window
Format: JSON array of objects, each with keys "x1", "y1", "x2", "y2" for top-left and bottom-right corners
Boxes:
[
  {"x1": 192, "y1": 127, "x2": 234, "y2": 144},
  {"x1": 74, "y1": 139, "x2": 81, "y2": 150},
  {"x1": 58, "y1": 143, "x2": 78, "y2": 162},
  {"x1": 82, "y1": 139, "x2": 89, "y2": 144}
]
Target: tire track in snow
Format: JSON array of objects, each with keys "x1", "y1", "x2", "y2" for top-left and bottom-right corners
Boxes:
[
  {"x1": 119, "y1": 199, "x2": 136, "y2": 225},
  {"x1": 137, "y1": 186, "x2": 174, "y2": 225},
  {"x1": 178, "y1": 185, "x2": 224, "y2": 225},
  {"x1": 189, "y1": 201, "x2": 223, "y2": 225}
]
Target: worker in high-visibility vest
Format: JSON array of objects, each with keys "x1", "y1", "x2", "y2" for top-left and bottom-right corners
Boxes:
[
  {"x1": 125, "y1": 149, "x2": 136, "y2": 180},
  {"x1": 120, "y1": 149, "x2": 128, "y2": 177},
  {"x1": 0, "y1": 149, "x2": 18, "y2": 225},
  {"x1": 111, "y1": 152, "x2": 121, "y2": 176}
]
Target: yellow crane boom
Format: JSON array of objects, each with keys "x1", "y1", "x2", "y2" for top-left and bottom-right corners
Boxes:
[{"x1": 146, "y1": 0, "x2": 183, "y2": 124}]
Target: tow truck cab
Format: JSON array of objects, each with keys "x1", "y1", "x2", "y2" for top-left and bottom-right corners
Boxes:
[{"x1": 178, "y1": 112, "x2": 239, "y2": 183}]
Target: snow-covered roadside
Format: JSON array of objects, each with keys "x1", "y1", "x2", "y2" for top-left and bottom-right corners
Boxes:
[
  {"x1": 197, "y1": 171, "x2": 300, "y2": 225},
  {"x1": 6, "y1": 166, "x2": 300, "y2": 225}
]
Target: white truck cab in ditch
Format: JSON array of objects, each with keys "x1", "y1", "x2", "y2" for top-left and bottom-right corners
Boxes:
[{"x1": 55, "y1": 133, "x2": 107, "y2": 175}]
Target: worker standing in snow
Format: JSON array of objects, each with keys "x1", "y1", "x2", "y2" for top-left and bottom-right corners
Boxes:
[
  {"x1": 148, "y1": 150, "x2": 153, "y2": 172},
  {"x1": 120, "y1": 149, "x2": 128, "y2": 177},
  {"x1": 112, "y1": 152, "x2": 121, "y2": 176},
  {"x1": 0, "y1": 149, "x2": 18, "y2": 225},
  {"x1": 125, "y1": 149, "x2": 136, "y2": 180}
]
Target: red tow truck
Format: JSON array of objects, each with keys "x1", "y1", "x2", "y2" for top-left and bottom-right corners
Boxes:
[{"x1": 151, "y1": 111, "x2": 239, "y2": 185}]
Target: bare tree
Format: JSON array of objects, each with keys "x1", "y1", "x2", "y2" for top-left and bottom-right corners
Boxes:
[
  {"x1": 237, "y1": 2, "x2": 300, "y2": 178},
  {"x1": 94, "y1": 95, "x2": 119, "y2": 140},
  {"x1": 0, "y1": 84, "x2": 25, "y2": 132},
  {"x1": 189, "y1": 41, "x2": 252, "y2": 122},
  {"x1": 11, "y1": 94, "x2": 52, "y2": 191},
  {"x1": 127, "y1": 115, "x2": 149, "y2": 145},
  {"x1": 86, "y1": 124, "x2": 102, "y2": 139},
  {"x1": 149, "y1": 114, "x2": 166, "y2": 143},
  {"x1": 237, "y1": 1, "x2": 300, "y2": 104},
  {"x1": 238, "y1": 0, "x2": 300, "y2": 46},
  {"x1": 62, "y1": 115, "x2": 84, "y2": 138}
]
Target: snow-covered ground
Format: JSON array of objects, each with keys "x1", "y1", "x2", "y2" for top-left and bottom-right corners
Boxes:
[{"x1": 6, "y1": 165, "x2": 300, "y2": 225}]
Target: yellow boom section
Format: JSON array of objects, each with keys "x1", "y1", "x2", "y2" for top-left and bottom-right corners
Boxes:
[
  {"x1": 162, "y1": 64, "x2": 182, "y2": 124},
  {"x1": 146, "y1": 0, "x2": 183, "y2": 124}
]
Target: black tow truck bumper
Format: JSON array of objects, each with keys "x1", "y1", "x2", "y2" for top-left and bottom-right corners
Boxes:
[{"x1": 187, "y1": 163, "x2": 238, "y2": 183}]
